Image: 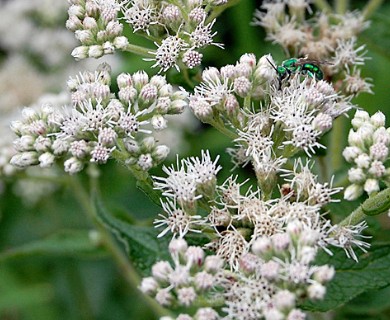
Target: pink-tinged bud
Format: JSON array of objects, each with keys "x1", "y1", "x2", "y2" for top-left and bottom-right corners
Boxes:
[
  {"x1": 252, "y1": 236, "x2": 272, "y2": 256},
  {"x1": 66, "y1": 15, "x2": 83, "y2": 31},
  {"x1": 152, "y1": 261, "x2": 173, "y2": 282},
  {"x1": 204, "y1": 255, "x2": 224, "y2": 273},
  {"x1": 168, "y1": 238, "x2": 188, "y2": 256},
  {"x1": 185, "y1": 246, "x2": 205, "y2": 267},
  {"x1": 64, "y1": 157, "x2": 84, "y2": 174},
  {"x1": 106, "y1": 21, "x2": 123, "y2": 36},
  {"x1": 313, "y1": 265, "x2": 335, "y2": 283},
  {"x1": 139, "y1": 277, "x2": 159, "y2": 295},
  {"x1": 83, "y1": 16, "x2": 98, "y2": 30},
  {"x1": 132, "y1": 71, "x2": 149, "y2": 88},
  {"x1": 239, "y1": 53, "x2": 257, "y2": 68}
]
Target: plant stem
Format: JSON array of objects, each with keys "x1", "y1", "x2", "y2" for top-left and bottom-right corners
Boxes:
[
  {"x1": 329, "y1": 116, "x2": 345, "y2": 173},
  {"x1": 208, "y1": 118, "x2": 239, "y2": 140},
  {"x1": 335, "y1": 0, "x2": 348, "y2": 14},
  {"x1": 363, "y1": 0, "x2": 384, "y2": 19},
  {"x1": 123, "y1": 43, "x2": 154, "y2": 58},
  {"x1": 313, "y1": 0, "x2": 333, "y2": 13},
  {"x1": 337, "y1": 203, "x2": 366, "y2": 227},
  {"x1": 206, "y1": 0, "x2": 243, "y2": 24},
  {"x1": 338, "y1": 187, "x2": 390, "y2": 227},
  {"x1": 68, "y1": 174, "x2": 168, "y2": 318}
]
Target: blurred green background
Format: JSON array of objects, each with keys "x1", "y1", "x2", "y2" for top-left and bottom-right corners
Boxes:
[{"x1": 1, "y1": 0, "x2": 390, "y2": 319}]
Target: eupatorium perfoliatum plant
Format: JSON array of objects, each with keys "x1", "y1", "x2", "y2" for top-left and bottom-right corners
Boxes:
[{"x1": 2, "y1": 0, "x2": 390, "y2": 319}]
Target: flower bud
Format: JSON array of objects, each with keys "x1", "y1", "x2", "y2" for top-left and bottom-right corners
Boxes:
[
  {"x1": 39, "y1": 152, "x2": 55, "y2": 168},
  {"x1": 252, "y1": 236, "x2": 272, "y2": 256},
  {"x1": 132, "y1": 71, "x2": 149, "y2": 89},
  {"x1": 83, "y1": 16, "x2": 98, "y2": 29},
  {"x1": 344, "y1": 183, "x2": 363, "y2": 200},
  {"x1": 307, "y1": 283, "x2": 326, "y2": 300},
  {"x1": 204, "y1": 255, "x2": 224, "y2": 273},
  {"x1": 113, "y1": 36, "x2": 129, "y2": 49},
  {"x1": 364, "y1": 178, "x2": 380, "y2": 195},
  {"x1": 106, "y1": 21, "x2": 123, "y2": 36},
  {"x1": 370, "y1": 111, "x2": 386, "y2": 128},
  {"x1": 139, "y1": 277, "x2": 159, "y2": 295},
  {"x1": 137, "y1": 153, "x2": 153, "y2": 171},
  {"x1": 152, "y1": 261, "x2": 173, "y2": 282},
  {"x1": 64, "y1": 157, "x2": 84, "y2": 174},
  {"x1": 10, "y1": 152, "x2": 39, "y2": 167},
  {"x1": 348, "y1": 167, "x2": 366, "y2": 183},
  {"x1": 71, "y1": 46, "x2": 89, "y2": 60},
  {"x1": 88, "y1": 45, "x2": 104, "y2": 58},
  {"x1": 342, "y1": 146, "x2": 362, "y2": 162},
  {"x1": 75, "y1": 29, "x2": 94, "y2": 43}
]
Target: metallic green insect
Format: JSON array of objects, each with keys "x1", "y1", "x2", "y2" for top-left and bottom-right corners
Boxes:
[{"x1": 267, "y1": 57, "x2": 327, "y2": 89}]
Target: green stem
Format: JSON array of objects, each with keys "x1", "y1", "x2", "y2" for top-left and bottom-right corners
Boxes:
[
  {"x1": 68, "y1": 175, "x2": 168, "y2": 318},
  {"x1": 123, "y1": 43, "x2": 154, "y2": 58},
  {"x1": 208, "y1": 118, "x2": 239, "y2": 140},
  {"x1": 363, "y1": 0, "x2": 384, "y2": 19},
  {"x1": 313, "y1": 0, "x2": 333, "y2": 13},
  {"x1": 338, "y1": 188, "x2": 390, "y2": 227},
  {"x1": 335, "y1": 0, "x2": 348, "y2": 14},
  {"x1": 243, "y1": 96, "x2": 251, "y2": 112},
  {"x1": 329, "y1": 116, "x2": 346, "y2": 173},
  {"x1": 206, "y1": 0, "x2": 243, "y2": 24},
  {"x1": 337, "y1": 203, "x2": 366, "y2": 227},
  {"x1": 317, "y1": 155, "x2": 328, "y2": 182}
]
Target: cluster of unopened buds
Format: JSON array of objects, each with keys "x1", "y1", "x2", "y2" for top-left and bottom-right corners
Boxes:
[
  {"x1": 141, "y1": 222, "x2": 336, "y2": 320},
  {"x1": 66, "y1": 0, "x2": 229, "y2": 72},
  {"x1": 343, "y1": 110, "x2": 390, "y2": 200},
  {"x1": 10, "y1": 64, "x2": 187, "y2": 174}
]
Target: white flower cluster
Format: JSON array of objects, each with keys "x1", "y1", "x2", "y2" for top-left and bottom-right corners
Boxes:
[
  {"x1": 129, "y1": 0, "x2": 224, "y2": 72},
  {"x1": 189, "y1": 54, "x2": 275, "y2": 123},
  {"x1": 222, "y1": 221, "x2": 335, "y2": 320},
  {"x1": 140, "y1": 238, "x2": 224, "y2": 320},
  {"x1": 67, "y1": 0, "x2": 129, "y2": 60},
  {"x1": 66, "y1": 0, "x2": 226, "y2": 71},
  {"x1": 343, "y1": 110, "x2": 390, "y2": 200},
  {"x1": 253, "y1": 0, "x2": 373, "y2": 97},
  {"x1": 190, "y1": 53, "x2": 351, "y2": 195},
  {"x1": 10, "y1": 64, "x2": 188, "y2": 174},
  {"x1": 154, "y1": 150, "x2": 221, "y2": 238},
  {"x1": 149, "y1": 150, "x2": 368, "y2": 318},
  {"x1": 144, "y1": 219, "x2": 337, "y2": 319}
]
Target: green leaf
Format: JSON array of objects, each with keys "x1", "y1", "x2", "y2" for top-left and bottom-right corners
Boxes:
[
  {"x1": 0, "y1": 229, "x2": 106, "y2": 261},
  {"x1": 95, "y1": 199, "x2": 170, "y2": 276},
  {"x1": 362, "y1": 6, "x2": 390, "y2": 59},
  {"x1": 303, "y1": 244, "x2": 390, "y2": 312}
]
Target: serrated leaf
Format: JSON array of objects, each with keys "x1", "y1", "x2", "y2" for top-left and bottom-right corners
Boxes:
[
  {"x1": 0, "y1": 230, "x2": 106, "y2": 261},
  {"x1": 95, "y1": 198, "x2": 170, "y2": 276},
  {"x1": 303, "y1": 244, "x2": 390, "y2": 312}
]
